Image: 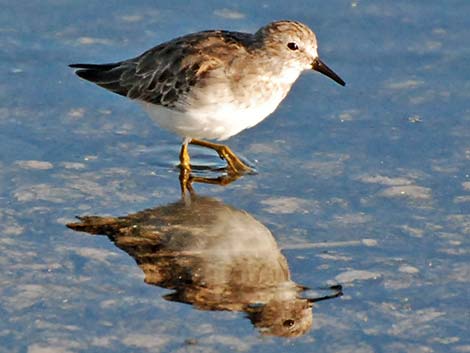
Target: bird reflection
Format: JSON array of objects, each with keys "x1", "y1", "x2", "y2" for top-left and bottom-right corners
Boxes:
[
  {"x1": 67, "y1": 195, "x2": 341, "y2": 337},
  {"x1": 179, "y1": 165, "x2": 243, "y2": 194}
]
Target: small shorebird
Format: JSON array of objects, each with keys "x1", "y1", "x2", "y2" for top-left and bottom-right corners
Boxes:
[
  {"x1": 70, "y1": 20, "x2": 345, "y2": 175},
  {"x1": 67, "y1": 195, "x2": 343, "y2": 337}
]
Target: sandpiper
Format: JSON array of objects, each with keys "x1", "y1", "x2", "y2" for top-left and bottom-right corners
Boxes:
[{"x1": 70, "y1": 20, "x2": 345, "y2": 174}]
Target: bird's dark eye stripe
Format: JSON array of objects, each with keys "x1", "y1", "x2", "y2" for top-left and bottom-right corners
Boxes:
[{"x1": 287, "y1": 42, "x2": 299, "y2": 51}]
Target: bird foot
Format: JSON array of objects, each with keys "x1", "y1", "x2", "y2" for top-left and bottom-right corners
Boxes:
[{"x1": 189, "y1": 138, "x2": 252, "y2": 174}]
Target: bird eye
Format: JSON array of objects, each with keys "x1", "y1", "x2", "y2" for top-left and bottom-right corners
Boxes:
[
  {"x1": 287, "y1": 42, "x2": 299, "y2": 51},
  {"x1": 283, "y1": 319, "x2": 295, "y2": 327}
]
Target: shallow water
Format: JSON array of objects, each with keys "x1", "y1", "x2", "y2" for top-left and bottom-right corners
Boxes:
[{"x1": 1, "y1": 1, "x2": 469, "y2": 352}]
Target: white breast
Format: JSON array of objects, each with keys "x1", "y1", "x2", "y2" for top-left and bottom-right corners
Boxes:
[
  {"x1": 140, "y1": 102, "x2": 268, "y2": 141},
  {"x1": 139, "y1": 68, "x2": 301, "y2": 141}
]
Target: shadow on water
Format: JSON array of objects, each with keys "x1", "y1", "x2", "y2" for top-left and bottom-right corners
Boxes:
[{"x1": 67, "y1": 189, "x2": 342, "y2": 338}]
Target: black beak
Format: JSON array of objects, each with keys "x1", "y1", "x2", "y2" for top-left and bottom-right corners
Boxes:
[
  {"x1": 306, "y1": 285, "x2": 343, "y2": 305},
  {"x1": 312, "y1": 57, "x2": 345, "y2": 86}
]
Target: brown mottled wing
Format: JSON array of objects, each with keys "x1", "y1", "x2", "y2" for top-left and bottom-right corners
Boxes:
[{"x1": 70, "y1": 30, "x2": 253, "y2": 110}]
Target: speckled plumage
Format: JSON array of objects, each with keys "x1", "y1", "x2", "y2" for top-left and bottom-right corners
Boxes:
[
  {"x1": 70, "y1": 20, "x2": 344, "y2": 142},
  {"x1": 71, "y1": 30, "x2": 254, "y2": 109},
  {"x1": 67, "y1": 195, "x2": 331, "y2": 337}
]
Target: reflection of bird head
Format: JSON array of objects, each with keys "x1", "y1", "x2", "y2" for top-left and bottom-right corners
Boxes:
[
  {"x1": 246, "y1": 295, "x2": 313, "y2": 338},
  {"x1": 67, "y1": 195, "x2": 341, "y2": 338}
]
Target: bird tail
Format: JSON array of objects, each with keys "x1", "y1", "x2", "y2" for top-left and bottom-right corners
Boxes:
[
  {"x1": 69, "y1": 62, "x2": 131, "y2": 97},
  {"x1": 66, "y1": 215, "x2": 117, "y2": 236}
]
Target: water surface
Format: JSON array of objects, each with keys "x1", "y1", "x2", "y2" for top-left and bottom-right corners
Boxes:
[{"x1": 0, "y1": 1, "x2": 469, "y2": 352}]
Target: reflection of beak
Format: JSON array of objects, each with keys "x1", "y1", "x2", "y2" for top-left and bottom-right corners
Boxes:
[
  {"x1": 306, "y1": 284, "x2": 343, "y2": 305},
  {"x1": 312, "y1": 57, "x2": 345, "y2": 86}
]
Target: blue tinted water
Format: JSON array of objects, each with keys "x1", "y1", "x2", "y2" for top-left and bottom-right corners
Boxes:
[{"x1": 0, "y1": 1, "x2": 469, "y2": 352}]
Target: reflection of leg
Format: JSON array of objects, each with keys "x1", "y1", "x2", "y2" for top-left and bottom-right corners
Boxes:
[
  {"x1": 190, "y1": 138, "x2": 251, "y2": 174},
  {"x1": 178, "y1": 167, "x2": 241, "y2": 195},
  {"x1": 190, "y1": 173, "x2": 242, "y2": 186},
  {"x1": 179, "y1": 167, "x2": 194, "y2": 195}
]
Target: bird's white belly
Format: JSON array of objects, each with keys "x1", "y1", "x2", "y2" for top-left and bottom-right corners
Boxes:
[{"x1": 139, "y1": 94, "x2": 284, "y2": 141}]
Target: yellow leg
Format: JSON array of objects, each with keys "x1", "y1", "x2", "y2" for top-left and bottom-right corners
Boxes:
[
  {"x1": 190, "y1": 138, "x2": 251, "y2": 174},
  {"x1": 179, "y1": 142, "x2": 191, "y2": 171},
  {"x1": 179, "y1": 139, "x2": 193, "y2": 195}
]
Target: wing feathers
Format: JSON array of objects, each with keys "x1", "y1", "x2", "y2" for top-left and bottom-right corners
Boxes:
[
  {"x1": 69, "y1": 62, "x2": 133, "y2": 97},
  {"x1": 69, "y1": 30, "x2": 252, "y2": 107}
]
